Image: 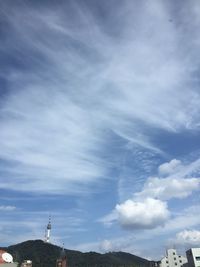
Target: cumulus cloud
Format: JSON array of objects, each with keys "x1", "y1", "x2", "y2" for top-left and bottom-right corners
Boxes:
[
  {"x1": 175, "y1": 230, "x2": 200, "y2": 245},
  {"x1": 135, "y1": 158, "x2": 200, "y2": 201},
  {"x1": 158, "y1": 159, "x2": 182, "y2": 176},
  {"x1": 135, "y1": 176, "x2": 200, "y2": 200},
  {"x1": 102, "y1": 157, "x2": 200, "y2": 230},
  {"x1": 115, "y1": 198, "x2": 170, "y2": 229}
]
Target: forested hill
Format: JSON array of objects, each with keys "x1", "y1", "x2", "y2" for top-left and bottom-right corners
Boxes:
[{"x1": 0, "y1": 239, "x2": 155, "y2": 267}]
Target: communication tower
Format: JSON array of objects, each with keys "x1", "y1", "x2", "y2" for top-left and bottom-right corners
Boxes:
[{"x1": 44, "y1": 216, "x2": 52, "y2": 243}]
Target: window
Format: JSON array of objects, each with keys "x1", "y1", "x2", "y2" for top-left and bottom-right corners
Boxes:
[
  {"x1": 175, "y1": 263, "x2": 177, "y2": 266},
  {"x1": 174, "y1": 258, "x2": 177, "y2": 260},
  {"x1": 173, "y1": 253, "x2": 176, "y2": 255},
  {"x1": 166, "y1": 261, "x2": 169, "y2": 264},
  {"x1": 196, "y1": 257, "x2": 200, "y2": 261},
  {"x1": 180, "y1": 260, "x2": 182, "y2": 263}
]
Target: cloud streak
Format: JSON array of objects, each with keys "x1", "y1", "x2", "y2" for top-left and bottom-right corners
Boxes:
[
  {"x1": 1, "y1": 0, "x2": 200, "y2": 196},
  {"x1": 1, "y1": 0, "x2": 200, "y2": 255},
  {"x1": 0, "y1": 205, "x2": 16, "y2": 211},
  {"x1": 0, "y1": 1, "x2": 199, "y2": 197}
]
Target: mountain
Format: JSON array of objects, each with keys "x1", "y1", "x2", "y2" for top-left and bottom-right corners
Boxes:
[{"x1": 0, "y1": 240, "x2": 155, "y2": 267}]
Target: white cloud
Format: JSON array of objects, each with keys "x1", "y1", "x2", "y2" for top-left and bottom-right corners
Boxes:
[
  {"x1": 115, "y1": 198, "x2": 170, "y2": 229},
  {"x1": 160, "y1": 206, "x2": 200, "y2": 237},
  {"x1": 134, "y1": 158, "x2": 200, "y2": 201},
  {"x1": 0, "y1": 206, "x2": 16, "y2": 211},
  {"x1": 175, "y1": 230, "x2": 200, "y2": 245},
  {"x1": 99, "y1": 206, "x2": 200, "y2": 258},
  {"x1": 99, "y1": 240, "x2": 113, "y2": 252},
  {"x1": 135, "y1": 176, "x2": 200, "y2": 200},
  {"x1": 0, "y1": 90, "x2": 108, "y2": 195},
  {"x1": 102, "y1": 157, "x2": 200, "y2": 230},
  {"x1": 99, "y1": 210, "x2": 118, "y2": 226},
  {"x1": 1, "y1": 1, "x2": 200, "y2": 196},
  {"x1": 1, "y1": 1, "x2": 200, "y2": 256},
  {"x1": 100, "y1": 204, "x2": 200, "y2": 258},
  {"x1": 158, "y1": 159, "x2": 182, "y2": 176}
]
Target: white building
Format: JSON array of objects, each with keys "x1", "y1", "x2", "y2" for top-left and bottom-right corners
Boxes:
[
  {"x1": 160, "y1": 249, "x2": 188, "y2": 267},
  {"x1": 186, "y1": 248, "x2": 200, "y2": 267}
]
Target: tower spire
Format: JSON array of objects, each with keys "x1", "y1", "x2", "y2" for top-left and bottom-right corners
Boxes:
[{"x1": 45, "y1": 215, "x2": 52, "y2": 243}]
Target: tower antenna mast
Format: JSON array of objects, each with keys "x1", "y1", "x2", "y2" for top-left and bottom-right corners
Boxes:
[{"x1": 45, "y1": 215, "x2": 52, "y2": 243}]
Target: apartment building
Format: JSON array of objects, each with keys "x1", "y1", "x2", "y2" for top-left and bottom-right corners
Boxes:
[
  {"x1": 160, "y1": 249, "x2": 187, "y2": 267},
  {"x1": 186, "y1": 248, "x2": 200, "y2": 267}
]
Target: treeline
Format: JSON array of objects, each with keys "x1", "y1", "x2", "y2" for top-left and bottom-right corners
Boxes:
[{"x1": 1, "y1": 240, "x2": 154, "y2": 267}]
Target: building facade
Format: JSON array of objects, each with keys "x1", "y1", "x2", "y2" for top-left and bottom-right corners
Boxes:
[
  {"x1": 186, "y1": 248, "x2": 200, "y2": 267},
  {"x1": 20, "y1": 260, "x2": 32, "y2": 267},
  {"x1": 56, "y1": 248, "x2": 67, "y2": 267},
  {"x1": 160, "y1": 249, "x2": 187, "y2": 267}
]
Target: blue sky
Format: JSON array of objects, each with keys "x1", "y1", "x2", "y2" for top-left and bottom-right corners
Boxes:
[{"x1": 0, "y1": 0, "x2": 200, "y2": 260}]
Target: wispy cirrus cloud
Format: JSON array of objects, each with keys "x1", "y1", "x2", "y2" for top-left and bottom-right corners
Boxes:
[
  {"x1": 1, "y1": 0, "x2": 200, "y2": 255},
  {"x1": 1, "y1": 0, "x2": 200, "y2": 197},
  {"x1": 0, "y1": 205, "x2": 16, "y2": 211}
]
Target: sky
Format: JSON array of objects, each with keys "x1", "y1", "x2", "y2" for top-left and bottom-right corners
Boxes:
[{"x1": 0, "y1": 0, "x2": 200, "y2": 260}]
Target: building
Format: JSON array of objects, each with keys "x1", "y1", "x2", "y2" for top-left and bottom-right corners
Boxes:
[
  {"x1": 186, "y1": 248, "x2": 200, "y2": 267},
  {"x1": 56, "y1": 248, "x2": 67, "y2": 267},
  {"x1": 160, "y1": 249, "x2": 187, "y2": 267},
  {"x1": 20, "y1": 260, "x2": 32, "y2": 267},
  {"x1": 0, "y1": 263, "x2": 17, "y2": 267}
]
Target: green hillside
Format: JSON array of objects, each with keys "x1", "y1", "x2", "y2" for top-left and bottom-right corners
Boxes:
[{"x1": 1, "y1": 240, "x2": 155, "y2": 267}]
